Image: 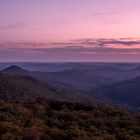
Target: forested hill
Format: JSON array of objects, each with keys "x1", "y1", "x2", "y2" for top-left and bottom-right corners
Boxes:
[{"x1": 0, "y1": 98, "x2": 140, "y2": 140}]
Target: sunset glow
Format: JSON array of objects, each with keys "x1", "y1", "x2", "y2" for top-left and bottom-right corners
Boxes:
[{"x1": 0, "y1": 0, "x2": 140, "y2": 62}]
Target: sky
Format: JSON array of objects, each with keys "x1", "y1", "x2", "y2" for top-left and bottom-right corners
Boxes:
[{"x1": 0, "y1": 0, "x2": 140, "y2": 62}]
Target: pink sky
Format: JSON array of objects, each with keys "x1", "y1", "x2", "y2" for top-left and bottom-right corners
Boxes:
[{"x1": 0, "y1": 0, "x2": 140, "y2": 62}]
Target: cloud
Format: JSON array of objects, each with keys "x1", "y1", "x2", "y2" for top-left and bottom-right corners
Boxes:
[
  {"x1": 92, "y1": 11, "x2": 119, "y2": 17},
  {"x1": 1, "y1": 43, "x2": 140, "y2": 55},
  {"x1": 1, "y1": 38, "x2": 140, "y2": 62},
  {"x1": 73, "y1": 38, "x2": 140, "y2": 47},
  {"x1": 30, "y1": 46, "x2": 140, "y2": 55},
  {"x1": 0, "y1": 22, "x2": 27, "y2": 30},
  {"x1": 1, "y1": 38, "x2": 140, "y2": 52}
]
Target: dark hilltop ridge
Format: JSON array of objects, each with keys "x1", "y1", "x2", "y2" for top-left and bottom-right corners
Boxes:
[{"x1": 1, "y1": 65, "x2": 28, "y2": 73}]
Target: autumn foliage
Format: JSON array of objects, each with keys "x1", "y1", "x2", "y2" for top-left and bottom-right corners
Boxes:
[{"x1": 0, "y1": 98, "x2": 139, "y2": 140}]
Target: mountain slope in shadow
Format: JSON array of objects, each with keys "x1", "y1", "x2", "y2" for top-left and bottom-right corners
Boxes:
[
  {"x1": 94, "y1": 76, "x2": 140, "y2": 112},
  {"x1": 0, "y1": 74, "x2": 93, "y2": 102}
]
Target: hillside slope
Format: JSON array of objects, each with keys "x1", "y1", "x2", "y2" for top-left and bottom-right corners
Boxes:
[
  {"x1": 95, "y1": 76, "x2": 140, "y2": 111},
  {"x1": 0, "y1": 74, "x2": 93, "y2": 102}
]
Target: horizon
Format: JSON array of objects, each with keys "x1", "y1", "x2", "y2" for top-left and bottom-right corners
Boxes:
[
  {"x1": 0, "y1": 61, "x2": 140, "y2": 64},
  {"x1": 0, "y1": 0, "x2": 140, "y2": 62}
]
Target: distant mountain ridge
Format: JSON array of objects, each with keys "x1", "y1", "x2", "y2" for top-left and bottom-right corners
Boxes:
[
  {"x1": 1, "y1": 65, "x2": 132, "y2": 91},
  {"x1": 1, "y1": 65, "x2": 140, "y2": 112}
]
